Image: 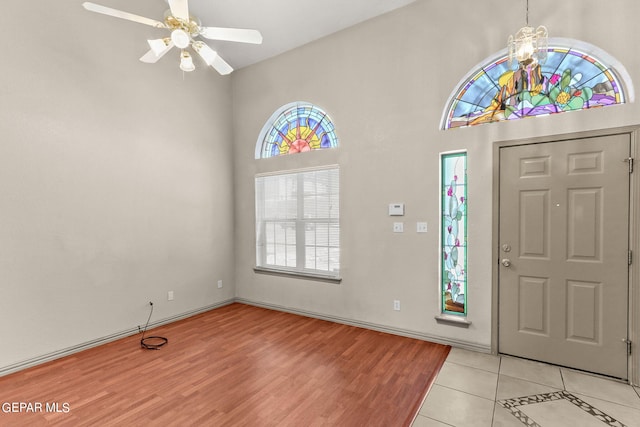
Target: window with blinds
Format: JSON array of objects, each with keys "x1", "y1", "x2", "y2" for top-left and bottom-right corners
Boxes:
[{"x1": 255, "y1": 166, "x2": 340, "y2": 279}]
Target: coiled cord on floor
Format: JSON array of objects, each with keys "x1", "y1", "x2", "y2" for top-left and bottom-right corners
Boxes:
[{"x1": 140, "y1": 302, "x2": 168, "y2": 350}]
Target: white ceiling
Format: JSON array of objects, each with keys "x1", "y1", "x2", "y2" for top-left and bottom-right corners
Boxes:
[
  {"x1": 186, "y1": 0, "x2": 416, "y2": 70},
  {"x1": 105, "y1": 0, "x2": 416, "y2": 71}
]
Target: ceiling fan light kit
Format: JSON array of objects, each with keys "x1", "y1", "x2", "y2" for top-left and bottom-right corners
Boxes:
[
  {"x1": 170, "y1": 29, "x2": 191, "y2": 50},
  {"x1": 179, "y1": 50, "x2": 195, "y2": 72},
  {"x1": 82, "y1": 0, "x2": 263, "y2": 76}
]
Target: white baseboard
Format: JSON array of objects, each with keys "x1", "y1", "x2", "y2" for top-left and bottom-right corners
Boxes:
[
  {"x1": 235, "y1": 298, "x2": 491, "y2": 354},
  {"x1": 0, "y1": 299, "x2": 235, "y2": 377},
  {"x1": 1, "y1": 297, "x2": 490, "y2": 377}
]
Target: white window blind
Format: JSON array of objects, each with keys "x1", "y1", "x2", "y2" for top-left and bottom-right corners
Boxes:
[{"x1": 255, "y1": 167, "x2": 340, "y2": 278}]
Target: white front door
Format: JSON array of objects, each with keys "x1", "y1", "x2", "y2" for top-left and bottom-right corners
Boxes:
[{"x1": 498, "y1": 134, "x2": 630, "y2": 379}]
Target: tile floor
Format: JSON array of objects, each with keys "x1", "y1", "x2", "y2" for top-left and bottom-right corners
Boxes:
[{"x1": 413, "y1": 348, "x2": 640, "y2": 427}]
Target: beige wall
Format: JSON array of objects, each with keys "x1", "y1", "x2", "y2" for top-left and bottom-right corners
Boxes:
[
  {"x1": 0, "y1": 0, "x2": 235, "y2": 369},
  {"x1": 3, "y1": 0, "x2": 640, "y2": 380},
  {"x1": 231, "y1": 0, "x2": 640, "y2": 354}
]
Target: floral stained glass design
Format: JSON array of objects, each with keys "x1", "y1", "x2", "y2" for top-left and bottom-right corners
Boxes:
[
  {"x1": 443, "y1": 42, "x2": 628, "y2": 129},
  {"x1": 441, "y1": 152, "x2": 467, "y2": 315},
  {"x1": 257, "y1": 102, "x2": 338, "y2": 159}
]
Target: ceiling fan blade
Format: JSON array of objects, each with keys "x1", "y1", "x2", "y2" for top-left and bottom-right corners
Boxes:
[
  {"x1": 82, "y1": 2, "x2": 166, "y2": 28},
  {"x1": 192, "y1": 41, "x2": 233, "y2": 75},
  {"x1": 199, "y1": 27, "x2": 263, "y2": 44},
  {"x1": 168, "y1": 0, "x2": 189, "y2": 21},
  {"x1": 140, "y1": 42, "x2": 174, "y2": 63},
  {"x1": 210, "y1": 54, "x2": 234, "y2": 76},
  {"x1": 192, "y1": 41, "x2": 216, "y2": 64}
]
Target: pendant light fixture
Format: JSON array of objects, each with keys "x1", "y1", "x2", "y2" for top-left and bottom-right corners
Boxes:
[{"x1": 507, "y1": 0, "x2": 548, "y2": 69}]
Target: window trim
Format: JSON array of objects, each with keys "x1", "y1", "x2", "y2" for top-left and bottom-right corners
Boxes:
[{"x1": 253, "y1": 266, "x2": 342, "y2": 283}]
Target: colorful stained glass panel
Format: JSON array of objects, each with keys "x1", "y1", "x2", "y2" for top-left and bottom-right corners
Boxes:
[
  {"x1": 441, "y1": 152, "x2": 467, "y2": 315},
  {"x1": 257, "y1": 102, "x2": 339, "y2": 159},
  {"x1": 443, "y1": 43, "x2": 629, "y2": 129}
]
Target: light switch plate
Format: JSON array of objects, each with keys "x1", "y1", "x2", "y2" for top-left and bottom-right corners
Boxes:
[{"x1": 388, "y1": 203, "x2": 405, "y2": 216}]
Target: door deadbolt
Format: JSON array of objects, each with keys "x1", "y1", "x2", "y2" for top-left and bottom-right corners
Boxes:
[{"x1": 502, "y1": 244, "x2": 511, "y2": 252}]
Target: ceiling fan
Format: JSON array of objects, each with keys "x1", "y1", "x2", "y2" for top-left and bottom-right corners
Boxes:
[{"x1": 82, "y1": 0, "x2": 263, "y2": 75}]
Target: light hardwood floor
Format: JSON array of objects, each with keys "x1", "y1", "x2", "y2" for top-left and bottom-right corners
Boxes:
[{"x1": 0, "y1": 303, "x2": 450, "y2": 426}]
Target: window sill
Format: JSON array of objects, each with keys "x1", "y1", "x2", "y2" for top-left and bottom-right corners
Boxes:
[
  {"x1": 254, "y1": 266, "x2": 342, "y2": 284},
  {"x1": 434, "y1": 314, "x2": 472, "y2": 328}
]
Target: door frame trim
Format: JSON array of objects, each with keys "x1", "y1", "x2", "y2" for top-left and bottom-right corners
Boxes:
[{"x1": 491, "y1": 126, "x2": 640, "y2": 385}]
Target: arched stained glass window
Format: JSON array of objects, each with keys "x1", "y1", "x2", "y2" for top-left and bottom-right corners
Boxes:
[
  {"x1": 441, "y1": 38, "x2": 633, "y2": 129},
  {"x1": 256, "y1": 102, "x2": 339, "y2": 159}
]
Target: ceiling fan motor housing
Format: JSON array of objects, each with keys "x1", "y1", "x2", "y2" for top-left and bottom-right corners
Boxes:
[{"x1": 165, "y1": 14, "x2": 200, "y2": 35}]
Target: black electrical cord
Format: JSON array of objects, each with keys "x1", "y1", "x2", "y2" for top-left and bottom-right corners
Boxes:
[{"x1": 140, "y1": 302, "x2": 168, "y2": 350}]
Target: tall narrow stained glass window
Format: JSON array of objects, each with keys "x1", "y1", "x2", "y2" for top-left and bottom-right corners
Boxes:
[
  {"x1": 256, "y1": 102, "x2": 339, "y2": 159},
  {"x1": 441, "y1": 152, "x2": 467, "y2": 315},
  {"x1": 442, "y1": 39, "x2": 633, "y2": 129}
]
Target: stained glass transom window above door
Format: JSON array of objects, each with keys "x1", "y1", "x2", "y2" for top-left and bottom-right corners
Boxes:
[
  {"x1": 256, "y1": 102, "x2": 339, "y2": 159},
  {"x1": 441, "y1": 38, "x2": 634, "y2": 129}
]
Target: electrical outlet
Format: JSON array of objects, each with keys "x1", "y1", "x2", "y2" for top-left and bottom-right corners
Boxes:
[
  {"x1": 393, "y1": 300, "x2": 400, "y2": 311},
  {"x1": 417, "y1": 222, "x2": 428, "y2": 233},
  {"x1": 167, "y1": 291, "x2": 174, "y2": 301},
  {"x1": 217, "y1": 280, "x2": 223, "y2": 289},
  {"x1": 393, "y1": 222, "x2": 404, "y2": 233}
]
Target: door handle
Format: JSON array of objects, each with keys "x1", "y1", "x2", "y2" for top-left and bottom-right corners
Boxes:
[{"x1": 501, "y1": 258, "x2": 511, "y2": 267}]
